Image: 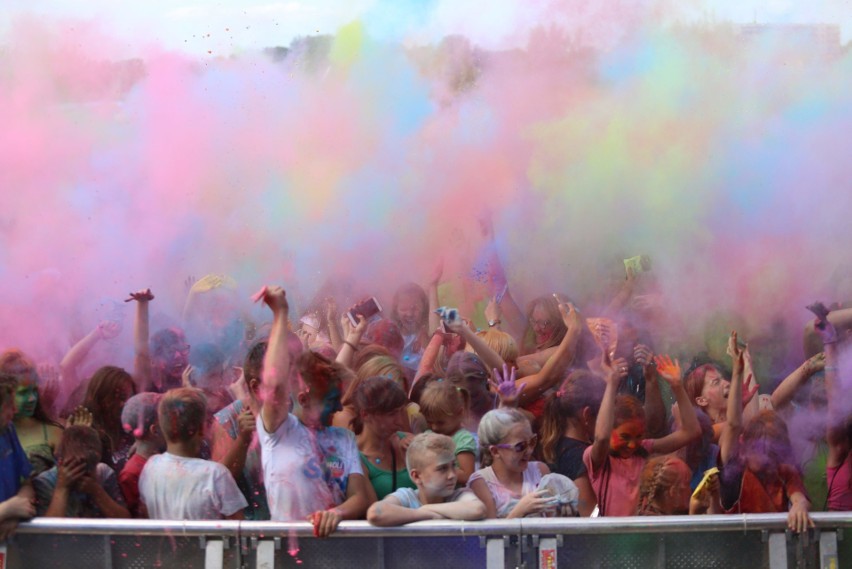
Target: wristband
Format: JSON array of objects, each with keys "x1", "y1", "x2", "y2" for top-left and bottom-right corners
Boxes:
[{"x1": 488, "y1": 319, "x2": 501, "y2": 328}]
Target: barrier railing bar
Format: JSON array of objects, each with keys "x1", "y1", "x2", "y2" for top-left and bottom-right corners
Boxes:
[{"x1": 14, "y1": 512, "x2": 852, "y2": 539}]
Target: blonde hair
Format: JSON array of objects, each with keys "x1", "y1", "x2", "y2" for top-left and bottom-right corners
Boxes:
[
  {"x1": 477, "y1": 408, "x2": 529, "y2": 467},
  {"x1": 637, "y1": 455, "x2": 690, "y2": 515},
  {"x1": 356, "y1": 355, "x2": 407, "y2": 392},
  {"x1": 470, "y1": 329, "x2": 519, "y2": 365},
  {"x1": 406, "y1": 432, "x2": 455, "y2": 472},
  {"x1": 419, "y1": 381, "x2": 469, "y2": 421}
]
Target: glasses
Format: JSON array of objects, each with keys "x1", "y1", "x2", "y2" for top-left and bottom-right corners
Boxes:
[
  {"x1": 494, "y1": 435, "x2": 537, "y2": 453},
  {"x1": 175, "y1": 344, "x2": 191, "y2": 356}
]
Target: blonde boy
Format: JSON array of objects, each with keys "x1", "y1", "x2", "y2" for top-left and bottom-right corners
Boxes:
[{"x1": 367, "y1": 433, "x2": 486, "y2": 526}]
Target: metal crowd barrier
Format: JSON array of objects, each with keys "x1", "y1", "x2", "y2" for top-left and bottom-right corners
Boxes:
[{"x1": 4, "y1": 513, "x2": 850, "y2": 568}]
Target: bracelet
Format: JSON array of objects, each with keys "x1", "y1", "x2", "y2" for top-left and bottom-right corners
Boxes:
[{"x1": 344, "y1": 341, "x2": 358, "y2": 351}]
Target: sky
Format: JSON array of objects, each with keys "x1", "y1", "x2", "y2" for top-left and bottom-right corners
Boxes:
[{"x1": 0, "y1": 0, "x2": 849, "y2": 57}]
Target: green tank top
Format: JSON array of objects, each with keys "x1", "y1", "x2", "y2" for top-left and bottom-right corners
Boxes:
[{"x1": 360, "y1": 443, "x2": 416, "y2": 500}]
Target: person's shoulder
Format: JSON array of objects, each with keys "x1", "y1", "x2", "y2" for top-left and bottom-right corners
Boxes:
[
  {"x1": 468, "y1": 466, "x2": 491, "y2": 485},
  {"x1": 95, "y1": 462, "x2": 118, "y2": 481},
  {"x1": 450, "y1": 488, "x2": 478, "y2": 502},
  {"x1": 388, "y1": 487, "x2": 418, "y2": 507},
  {"x1": 322, "y1": 426, "x2": 357, "y2": 445},
  {"x1": 34, "y1": 465, "x2": 58, "y2": 485},
  {"x1": 214, "y1": 399, "x2": 241, "y2": 423}
]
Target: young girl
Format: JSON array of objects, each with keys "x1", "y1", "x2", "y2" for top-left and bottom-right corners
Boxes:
[
  {"x1": 352, "y1": 376, "x2": 416, "y2": 501},
  {"x1": 419, "y1": 381, "x2": 477, "y2": 485},
  {"x1": 82, "y1": 366, "x2": 137, "y2": 472},
  {"x1": 585, "y1": 355, "x2": 701, "y2": 516},
  {"x1": 469, "y1": 408, "x2": 577, "y2": 518},
  {"x1": 636, "y1": 455, "x2": 692, "y2": 515},
  {"x1": 540, "y1": 370, "x2": 605, "y2": 516},
  {"x1": 719, "y1": 333, "x2": 813, "y2": 533},
  {"x1": 0, "y1": 350, "x2": 63, "y2": 476}
]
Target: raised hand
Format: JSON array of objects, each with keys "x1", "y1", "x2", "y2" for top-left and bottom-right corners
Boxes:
[
  {"x1": 653, "y1": 355, "x2": 682, "y2": 387},
  {"x1": 485, "y1": 297, "x2": 502, "y2": 323},
  {"x1": 252, "y1": 286, "x2": 288, "y2": 314},
  {"x1": 605, "y1": 357, "x2": 630, "y2": 385},
  {"x1": 182, "y1": 365, "x2": 195, "y2": 387},
  {"x1": 325, "y1": 297, "x2": 338, "y2": 324},
  {"x1": 67, "y1": 406, "x2": 94, "y2": 427},
  {"x1": 554, "y1": 296, "x2": 582, "y2": 331},
  {"x1": 726, "y1": 331, "x2": 744, "y2": 360},
  {"x1": 236, "y1": 408, "x2": 256, "y2": 444},
  {"x1": 490, "y1": 364, "x2": 526, "y2": 408},
  {"x1": 97, "y1": 320, "x2": 122, "y2": 340},
  {"x1": 633, "y1": 344, "x2": 654, "y2": 368},
  {"x1": 125, "y1": 288, "x2": 154, "y2": 303}
]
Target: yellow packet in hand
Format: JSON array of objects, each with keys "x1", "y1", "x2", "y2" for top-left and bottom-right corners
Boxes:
[{"x1": 691, "y1": 467, "x2": 719, "y2": 500}]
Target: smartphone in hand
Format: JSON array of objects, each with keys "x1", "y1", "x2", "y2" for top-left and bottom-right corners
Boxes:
[{"x1": 347, "y1": 297, "x2": 383, "y2": 327}]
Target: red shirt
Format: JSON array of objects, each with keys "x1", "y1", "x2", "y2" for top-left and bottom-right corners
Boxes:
[{"x1": 119, "y1": 453, "x2": 149, "y2": 517}]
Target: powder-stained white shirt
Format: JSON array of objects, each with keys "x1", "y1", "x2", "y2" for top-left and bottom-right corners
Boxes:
[
  {"x1": 139, "y1": 452, "x2": 247, "y2": 520},
  {"x1": 257, "y1": 413, "x2": 362, "y2": 521}
]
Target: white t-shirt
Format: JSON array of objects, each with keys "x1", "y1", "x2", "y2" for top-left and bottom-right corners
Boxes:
[
  {"x1": 388, "y1": 487, "x2": 475, "y2": 508},
  {"x1": 257, "y1": 413, "x2": 363, "y2": 521},
  {"x1": 139, "y1": 452, "x2": 247, "y2": 520}
]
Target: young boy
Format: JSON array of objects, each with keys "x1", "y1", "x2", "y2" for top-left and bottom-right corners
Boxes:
[
  {"x1": 34, "y1": 425, "x2": 129, "y2": 518},
  {"x1": 367, "y1": 432, "x2": 486, "y2": 525},
  {"x1": 254, "y1": 286, "x2": 368, "y2": 537},
  {"x1": 138, "y1": 388, "x2": 246, "y2": 520},
  {"x1": 118, "y1": 392, "x2": 165, "y2": 517},
  {"x1": 0, "y1": 373, "x2": 35, "y2": 539}
]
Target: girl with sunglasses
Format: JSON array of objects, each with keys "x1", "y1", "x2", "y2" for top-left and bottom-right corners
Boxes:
[{"x1": 469, "y1": 409, "x2": 577, "y2": 518}]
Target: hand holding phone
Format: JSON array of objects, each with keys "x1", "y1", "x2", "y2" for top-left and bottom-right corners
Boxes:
[{"x1": 347, "y1": 297, "x2": 383, "y2": 327}]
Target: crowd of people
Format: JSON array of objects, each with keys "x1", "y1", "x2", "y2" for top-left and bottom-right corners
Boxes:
[{"x1": 0, "y1": 266, "x2": 849, "y2": 540}]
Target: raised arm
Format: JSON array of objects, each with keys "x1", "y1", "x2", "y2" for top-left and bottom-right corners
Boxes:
[
  {"x1": 635, "y1": 344, "x2": 665, "y2": 438},
  {"x1": 413, "y1": 330, "x2": 445, "y2": 383},
  {"x1": 59, "y1": 321, "x2": 121, "y2": 398},
  {"x1": 427, "y1": 260, "x2": 443, "y2": 333},
  {"x1": 813, "y1": 315, "x2": 849, "y2": 470},
  {"x1": 604, "y1": 267, "x2": 637, "y2": 318},
  {"x1": 128, "y1": 289, "x2": 155, "y2": 392},
  {"x1": 334, "y1": 314, "x2": 367, "y2": 369},
  {"x1": 588, "y1": 358, "x2": 628, "y2": 471},
  {"x1": 448, "y1": 315, "x2": 506, "y2": 372},
  {"x1": 719, "y1": 332, "x2": 744, "y2": 466},
  {"x1": 769, "y1": 352, "x2": 825, "y2": 411},
  {"x1": 515, "y1": 300, "x2": 582, "y2": 405},
  {"x1": 255, "y1": 286, "x2": 291, "y2": 434},
  {"x1": 649, "y1": 356, "x2": 701, "y2": 454},
  {"x1": 325, "y1": 298, "x2": 343, "y2": 353}
]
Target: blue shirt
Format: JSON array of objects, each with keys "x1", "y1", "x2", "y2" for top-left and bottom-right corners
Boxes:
[{"x1": 0, "y1": 425, "x2": 33, "y2": 501}]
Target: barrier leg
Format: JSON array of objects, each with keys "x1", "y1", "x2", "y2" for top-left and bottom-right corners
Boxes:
[
  {"x1": 768, "y1": 532, "x2": 789, "y2": 569},
  {"x1": 204, "y1": 539, "x2": 224, "y2": 569},
  {"x1": 486, "y1": 536, "x2": 506, "y2": 569},
  {"x1": 538, "y1": 537, "x2": 557, "y2": 569},
  {"x1": 256, "y1": 540, "x2": 276, "y2": 569},
  {"x1": 819, "y1": 531, "x2": 838, "y2": 569}
]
